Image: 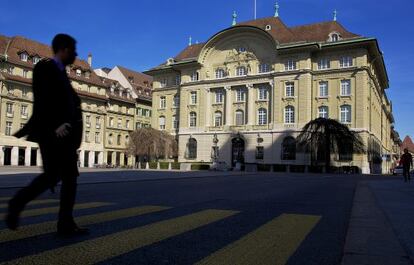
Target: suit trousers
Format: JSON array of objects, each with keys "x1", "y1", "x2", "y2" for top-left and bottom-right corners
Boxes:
[
  {"x1": 10, "y1": 138, "x2": 79, "y2": 227},
  {"x1": 403, "y1": 165, "x2": 411, "y2": 182}
]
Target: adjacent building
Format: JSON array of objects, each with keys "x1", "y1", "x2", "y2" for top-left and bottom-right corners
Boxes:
[
  {"x1": 145, "y1": 11, "x2": 395, "y2": 174},
  {"x1": 0, "y1": 35, "x2": 152, "y2": 167}
]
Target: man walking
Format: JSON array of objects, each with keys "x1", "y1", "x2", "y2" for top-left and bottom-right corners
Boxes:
[
  {"x1": 401, "y1": 148, "x2": 413, "y2": 182},
  {"x1": 5, "y1": 34, "x2": 88, "y2": 236}
]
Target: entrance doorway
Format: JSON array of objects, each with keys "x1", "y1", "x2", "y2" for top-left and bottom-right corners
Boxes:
[
  {"x1": 231, "y1": 137, "x2": 245, "y2": 167},
  {"x1": 18, "y1": 148, "x2": 25, "y2": 166},
  {"x1": 30, "y1": 148, "x2": 37, "y2": 166},
  {"x1": 4, "y1": 147, "x2": 12, "y2": 165},
  {"x1": 84, "y1": 151, "x2": 89, "y2": 167}
]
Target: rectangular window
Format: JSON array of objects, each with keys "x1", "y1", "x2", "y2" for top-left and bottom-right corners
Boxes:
[
  {"x1": 258, "y1": 63, "x2": 270, "y2": 73},
  {"x1": 318, "y1": 58, "x2": 330, "y2": 70},
  {"x1": 340, "y1": 56, "x2": 353, "y2": 68},
  {"x1": 285, "y1": 82, "x2": 295, "y2": 97},
  {"x1": 160, "y1": 96, "x2": 166, "y2": 109},
  {"x1": 137, "y1": 108, "x2": 143, "y2": 116},
  {"x1": 235, "y1": 111, "x2": 244, "y2": 126},
  {"x1": 258, "y1": 87, "x2": 268, "y2": 100},
  {"x1": 341, "y1": 80, "x2": 351, "y2": 96},
  {"x1": 256, "y1": 146, "x2": 264, "y2": 160},
  {"x1": 236, "y1": 89, "x2": 245, "y2": 102},
  {"x1": 236, "y1": 67, "x2": 247, "y2": 76},
  {"x1": 172, "y1": 116, "x2": 179, "y2": 129},
  {"x1": 215, "y1": 90, "x2": 224, "y2": 103},
  {"x1": 173, "y1": 95, "x2": 180, "y2": 107},
  {"x1": 175, "y1": 75, "x2": 181, "y2": 85},
  {"x1": 319, "y1": 81, "x2": 328, "y2": 97},
  {"x1": 191, "y1": 72, "x2": 199, "y2": 81},
  {"x1": 85, "y1": 131, "x2": 90, "y2": 142},
  {"x1": 6, "y1": 103, "x2": 13, "y2": 117},
  {"x1": 190, "y1": 91, "x2": 197, "y2": 105},
  {"x1": 136, "y1": 122, "x2": 142, "y2": 129},
  {"x1": 85, "y1": 115, "x2": 91, "y2": 127},
  {"x1": 109, "y1": 117, "x2": 114, "y2": 127},
  {"x1": 96, "y1": 117, "x2": 101, "y2": 128},
  {"x1": 159, "y1": 117, "x2": 166, "y2": 130},
  {"x1": 21, "y1": 105, "x2": 28, "y2": 118},
  {"x1": 23, "y1": 69, "x2": 28, "y2": 78},
  {"x1": 284, "y1": 60, "x2": 297, "y2": 71},
  {"x1": 5, "y1": 121, "x2": 12, "y2": 136},
  {"x1": 95, "y1": 132, "x2": 100, "y2": 143},
  {"x1": 340, "y1": 106, "x2": 351, "y2": 123},
  {"x1": 22, "y1": 87, "x2": 28, "y2": 97},
  {"x1": 126, "y1": 120, "x2": 130, "y2": 129},
  {"x1": 118, "y1": 119, "x2": 122, "y2": 128},
  {"x1": 160, "y1": 78, "x2": 167, "y2": 88},
  {"x1": 20, "y1": 53, "x2": 28, "y2": 62}
]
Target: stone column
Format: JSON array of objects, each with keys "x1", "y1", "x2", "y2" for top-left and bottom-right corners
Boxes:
[
  {"x1": 225, "y1": 86, "x2": 232, "y2": 126},
  {"x1": 247, "y1": 84, "x2": 255, "y2": 125},
  {"x1": 89, "y1": 151, "x2": 95, "y2": 168},
  {"x1": 37, "y1": 149, "x2": 42, "y2": 166},
  {"x1": 0, "y1": 146, "x2": 4, "y2": 166},
  {"x1": 25, "y1": 147, "x2": 31, "y2": 166},
  {"x1": 98, "y1": 151, "x2": 104, "y2": 164},
  {"x1": 120, "y1": 153, "x2": 125, "y2": 166},
  {"x1": 11, "y1": 146, "x2": 18, "y2": 166},
  {"x1": 79, "y1": 150, "x2": 85, "y2": 167},
  {"x1": 205, "y1": 88, "x2": 211, "y2": 128}
]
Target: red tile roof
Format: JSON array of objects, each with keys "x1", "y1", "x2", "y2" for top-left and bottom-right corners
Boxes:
[
  {"x1": 402, "y1": 136, "x2": 414, "y2": 153},
  {"x1": 116, "y1": 65, "x2": 153, "y2": 100},
  {"x1": 152, "y1": 17, "x2": 362, "y2": 68}
]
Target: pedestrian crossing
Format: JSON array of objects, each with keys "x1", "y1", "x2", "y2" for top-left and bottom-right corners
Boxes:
[{"x1": 0, "y1": 198, "x2": 321, "y2": 265}]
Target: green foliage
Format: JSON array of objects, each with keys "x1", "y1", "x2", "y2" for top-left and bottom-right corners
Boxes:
[
  {"x1": 191, "y1": 164, "x2": 210, "y2": 170},
  {"x1": 149, "y1": 162, "x2": 158, "y2": 169},
  {"x1": 171, "y1": 162, "x2": 180, "y2": 170},
  {"x1": 159, "y1": 162, "x2": 169, "y2": 169}
]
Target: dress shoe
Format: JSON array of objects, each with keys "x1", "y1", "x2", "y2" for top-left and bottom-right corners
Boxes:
[{"x1": 57, "y1": 226, "x2": 89, "y2": 237}]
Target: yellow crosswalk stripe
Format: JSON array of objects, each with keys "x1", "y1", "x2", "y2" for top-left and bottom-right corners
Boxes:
[
  {"x1": 0, "y1": 205, "x2": 171, "y2": 243},
  {"x1": 196, "y1": 214, "x2": 321, "y2": 265},
  {"x1": 0, "y1": 199, "x2": 59, "y2": 209},
  {"x1": 4, "y1": 209, "x2": 238, "y2": 265},
  {"x1": 0, "y1": 202, "x2": 114, "y2": 220},
  {"x1": 0, "y1": 197, "x2": 11, "y2": 202}
]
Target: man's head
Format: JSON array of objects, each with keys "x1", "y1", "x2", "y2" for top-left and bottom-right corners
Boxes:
[
  {"x1": 52, "y1": 34, "x2": 77, "y2": 66},
  {"x1": 404, "y1": 148, "x2": 409, "y2": 154}
]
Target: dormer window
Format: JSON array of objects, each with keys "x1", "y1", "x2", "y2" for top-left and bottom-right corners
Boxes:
[
  {"x1": 237, "y1": 47, "x2": 246, "y2": 53},
  {"x1": 167, "y1": 58, "x2": 175, "y2": 65},
  {"x1": 236, "y1": 66, "x2": 247, "y2": 76},
  {"x1": 33, "y1": 56, "x2": 40, "y2": 64},
  {"x1": 19, "y1": 52, "x2": 28, "y2": 62},
  {"x1": 128, "y1": 76, "x2": 134, "y2": 84},
  {"x1": 215, "y1": 68, "x2": 225, "y2": 79},
  {"x1": 329, "y1": 32, "x2": 342, "y2": 42},
  {"x1": 265, "y1": 25, "x2": 272, "y2": 31},
  {"x1": 76, "y1": 69, "x2": 82, "y2": 77}
]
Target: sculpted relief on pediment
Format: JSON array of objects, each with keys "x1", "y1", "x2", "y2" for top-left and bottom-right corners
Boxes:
[{"x1": 224, "y1": 48, "x2": 258, "y2": 63}]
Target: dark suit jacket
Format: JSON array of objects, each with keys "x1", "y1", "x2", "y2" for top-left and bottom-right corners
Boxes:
[{"x1": 14, "y1": 59, "x2": 83, "y2": 150}]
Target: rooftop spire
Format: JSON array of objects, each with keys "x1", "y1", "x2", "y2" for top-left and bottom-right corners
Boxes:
[
  {"x1": 274, "y1": 2, "x2": 279, "y2": 17},
  {"x1": 333, "y1": 9, "x2": 337, "y2": 21},
  {"x1": 188, "y1": 36, "x2": 192, "y2": 46},
  {"x1": 232, "y1": 11, "x2": 237, "y2": 26}
]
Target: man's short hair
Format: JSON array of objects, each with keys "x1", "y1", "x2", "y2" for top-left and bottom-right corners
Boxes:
[
  {"x1": 52, "y1": 34, "x2": 76, "y2": 54},
  {"x1": 404, "y1": 148, "x2": 408, "y2": 152}
]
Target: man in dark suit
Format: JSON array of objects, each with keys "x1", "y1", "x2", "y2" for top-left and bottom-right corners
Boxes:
[{"x1": 5, "y1": 34, "x2": 88, "y2": 236}]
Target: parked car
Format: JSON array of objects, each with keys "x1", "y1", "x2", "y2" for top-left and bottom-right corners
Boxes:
[{"x1": 393, "y1": 166, "x2": 404, "y2": 175}]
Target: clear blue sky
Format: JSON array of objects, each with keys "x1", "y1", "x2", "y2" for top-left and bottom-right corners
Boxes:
[{"x1": 2, "y1": 0, "x2": 412, "y2": 139}]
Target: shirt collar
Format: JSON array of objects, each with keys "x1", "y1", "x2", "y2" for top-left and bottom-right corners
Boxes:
[{"x1": 53, "y1": 57, "x2": 65, "y2": 72}]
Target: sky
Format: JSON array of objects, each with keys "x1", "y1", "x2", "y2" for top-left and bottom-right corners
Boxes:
[{"x1": 2, "y1": 0, "x2": 413, "y2": 139}]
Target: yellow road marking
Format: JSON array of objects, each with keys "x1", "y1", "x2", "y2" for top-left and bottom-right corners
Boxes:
[
  {"x1": 0, "y1": 199, "x2": 59, "y2": 209},
  {"x1": 0, "y1": 205, "x2": 171, "y2": 243},
  {"x1": 0, "y1": 202, "x2": 114, "y2": 220},
  {"x1": 196, "y1": 214, "x2": 321, "y2": 265},
  {"x1": 4, "y1": 209, "x2": 238, "y2": 265}
]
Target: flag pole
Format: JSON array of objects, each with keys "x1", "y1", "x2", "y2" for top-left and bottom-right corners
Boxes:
[{"x1": 254, "y1": 0, "x2": 257, "y2": 19}]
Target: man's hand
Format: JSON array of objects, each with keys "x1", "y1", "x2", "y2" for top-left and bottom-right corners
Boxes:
[{"x1": 55, "y1": 123, "x2": 71, "y2": 138}]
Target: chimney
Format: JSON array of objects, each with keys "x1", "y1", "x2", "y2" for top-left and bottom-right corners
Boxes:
[{"x1": 87, "y1": 53, "x2": 92, "y2": 67}]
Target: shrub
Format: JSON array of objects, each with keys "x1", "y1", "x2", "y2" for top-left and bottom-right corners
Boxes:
[
  {"x1": 257, "y1": 164, "x2": 271, "y2": 171},
  {"x1": 171, "y1": 162, "x2": 180, "y2": 170},
  {"x1": 273, "y1": 164, "x2": 287, "y2": 172},
  {"x1": 191, "y1": 164, "x2": 210, "y2": 170},
  {"x1": 160, "y1": 162, "x2": 169, "y2": 169},
  {"x1": 149, "y1": 162, "x2": 158, "y2": 169}
]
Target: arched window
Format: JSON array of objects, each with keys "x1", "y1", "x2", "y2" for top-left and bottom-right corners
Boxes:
[
  {"x1": 285, "y1": 106, "x2": 295, "y2": 124},
  {"x1": 125, "y1": 135, "x2": 129, "y2": 145},
  {"x1": 340, "y1": 105, "x2": 351, "y2": 123},
  {"x1": 214, "y1": 111, "x2": 223, "y2": 127},
  {"x1": 117, "y1": 134, "x2": 121, "y2": 145},
  {"x1": 159, "y1": 116, "x2": 166, "y2": 130},
  {"x1": 282, "y1": 137, "x2": 296, "y2": 160},
  {"x1": 332, "y1": 34, "x2": 339, "y2": 42},
  {"x1": 318, "y1": 106, "x2": 329, "y2": 119},
  {"x1": 185, "y1": 138, "x2": 197, "y2": 159},
  {"x1": 215, "y1": 68, "x2": 225, "y2": 79},
  {"x1": 189, "y1": 112, "x2": 197, "y2": 127},
  {"x1": 235, "y1": 110, "x2": 244, "y2": 126},
  {"x1": 108, "y1": 133, "x2": 113, "y2": 145},
  {"x1": 257, "y1": 108, "x2": 267, "y2": 125},
  {"x1": 236, "y1": 66, "x2": 247, "y2": 76}
]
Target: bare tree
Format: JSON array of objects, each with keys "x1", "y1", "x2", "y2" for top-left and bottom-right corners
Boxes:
[
  {"x1": 297, "y1": 118, "x2": 365, "y2": 172},
  {"x1": 128, "y1": 128, "x2": 177, "y2": 161}
]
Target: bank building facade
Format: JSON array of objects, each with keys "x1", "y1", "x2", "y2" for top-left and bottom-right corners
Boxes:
[{"x1": 146, "y1": 8, "x2": 395, "y2": 174}]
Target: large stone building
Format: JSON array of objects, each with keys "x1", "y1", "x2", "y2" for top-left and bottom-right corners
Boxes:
[
  {"x1": 146, "y1": 11, "x2": 395, "y2": 174},
  {"x1": 0, "y1": 35, "x2": 152, "y2": 167}
]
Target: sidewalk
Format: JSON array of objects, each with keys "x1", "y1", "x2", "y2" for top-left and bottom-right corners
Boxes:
[{"x1": 342, "y1": 179, "x2": 414, "y2": 265}]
